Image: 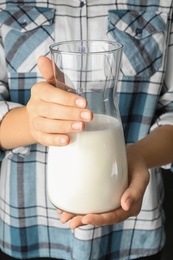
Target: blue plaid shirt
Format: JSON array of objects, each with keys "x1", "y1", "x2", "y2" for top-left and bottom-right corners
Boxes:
[{"x1": 0, "y1": 0, "x2": 173, "y2": 259}]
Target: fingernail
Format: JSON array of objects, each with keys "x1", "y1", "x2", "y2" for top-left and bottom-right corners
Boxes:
[
  {"x1": 59, "y1": 137, "x2": 68, "y2": 144},
  {"x1": 57, "y1": 209, "x2": 62, "y2": 214},
  {"x1": 125, "y1": 198, "x2": 132, "y2": 211},
  {"x1": 72, "y1": 122, "x2": 83, "y2": 130},
  {"x1": 75, "y1": 98, "x2": 86, "y2": 108},
  {"x1": 81, "y1": 111, "x2": 90, "y2": 120}
]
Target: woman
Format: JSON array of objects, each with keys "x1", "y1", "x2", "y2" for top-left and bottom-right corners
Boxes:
[{"x1": 0, "y1": 0, "x2": 173, "y2": 259}]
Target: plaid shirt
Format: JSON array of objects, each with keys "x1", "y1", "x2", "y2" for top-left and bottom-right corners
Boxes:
[{"x1": 0, "y1": 0, "x2": 173, "y2": 259}]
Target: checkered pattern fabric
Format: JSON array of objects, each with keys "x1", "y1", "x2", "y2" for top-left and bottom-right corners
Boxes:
[{"x1": 0, "y1": 0, "x2": 173, "y2": 259}]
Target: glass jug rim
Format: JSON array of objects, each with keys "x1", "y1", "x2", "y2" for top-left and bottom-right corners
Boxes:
[{"x1": 49, "y1": 40, "x2": 123, "y2": 55}]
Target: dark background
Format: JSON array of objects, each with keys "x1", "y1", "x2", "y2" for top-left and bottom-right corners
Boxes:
[{"x1": 161, "y1": 169, "x2": 173, "y2": 260}]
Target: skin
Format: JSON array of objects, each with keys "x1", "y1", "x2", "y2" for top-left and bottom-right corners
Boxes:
[
  {"x1": 59, "y1": 125, "x2": 173, "y2": 229},
  {"x1": 1, "y1": 56, "x2": 173, "y2": 229},
  {"x1": 0, "y1": 57, "x2": 93, "y2": 149}
]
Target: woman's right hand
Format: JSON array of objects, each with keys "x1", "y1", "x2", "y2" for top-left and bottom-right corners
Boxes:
[{"x1": 26, "y1": 56, "x2": 93, "y2": 146}]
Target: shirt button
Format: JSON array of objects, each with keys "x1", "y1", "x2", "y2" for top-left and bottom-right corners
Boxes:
[
  {"x1": 136, "y1": 28, "x2": 143, "y2": 35},
  {"x1": 20, "y1": 20, "x2": 27, "y2": 28},
  {"x1": 80, "y1": 1, "x2": 84, "y2": 7}
]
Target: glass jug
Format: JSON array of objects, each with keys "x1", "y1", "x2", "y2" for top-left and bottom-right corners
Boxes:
[{"x1": 47, "y1": 40, "x2": 127, "y2": 214}]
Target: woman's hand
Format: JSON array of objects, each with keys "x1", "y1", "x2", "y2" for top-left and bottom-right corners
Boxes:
[
  {"x1": 26, "y1": 56, "x2": 93, "y2": 146},
  {"x1": 57, "y1": 147, "x2": 149, "y2": 229}
]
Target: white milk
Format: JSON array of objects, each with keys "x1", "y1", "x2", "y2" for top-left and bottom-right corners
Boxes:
[{"x1": 47, "y1": 114, "x2": 128, "y2": 214}]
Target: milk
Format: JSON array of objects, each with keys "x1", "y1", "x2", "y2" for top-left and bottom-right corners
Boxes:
[{"x1": 47, "y1": 114, "x2": 128, "y2": 214}]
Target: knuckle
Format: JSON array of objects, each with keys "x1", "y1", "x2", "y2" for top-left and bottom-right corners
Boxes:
[
  {"x1": 31, "y1": 82, "x2": 49, "y2": 99},
  {"x1": 55, "y1": 121, "x2": 72, "y2": 133},
  {"x1": 30, "y1": 82, "x2": 41, "y2": 95},
  {"x1": 68, "y1": 108, "x2": 80, "y2": 119},
  {"x1": 36, "y1": 132, "x2": 51, "y2": 146},
  {"x1": 26, "y1": 101, "x2": 32, "y2": 112},
  {"x1": 41, "y1": 83, "x2": 50, "y2": 98},
  {"x1": 32, "y1": 117, "x2": 41, "y2": 131},
  {"x1": 38, "y1": 103, "x2": 50, "y2": 117}
]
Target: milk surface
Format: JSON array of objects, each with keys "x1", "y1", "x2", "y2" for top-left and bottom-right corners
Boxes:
[{"x1": 47, "y1": 114, "x2": 128, "y2": 214}]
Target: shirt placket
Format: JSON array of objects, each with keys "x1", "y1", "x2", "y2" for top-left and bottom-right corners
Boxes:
[{"x1": 78, "y1": 0, "x2": 88, "y2": 40}]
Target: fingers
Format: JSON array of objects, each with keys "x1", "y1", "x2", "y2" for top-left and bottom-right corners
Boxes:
[
  {"x1": 69, "y1": 216, "x2": 84, "y2": 229},
  {"x1": 59, "y1": 206, "x2": 133, "y2": 229},
  {"x1": 33, "y1": 131, "x2": 70, "y2": 146},
  {"x1": 28, "y1": 56, "x2": 93, "y2": 146},
  {"x1": 57, "y1": 206, "x2": 134, "y2": 229},
  {"x1": 31, "y1": 119, "x2": 85, "y2": 146},
  {"x1": 58, "y1": 212, "x2": 86, "y2": 230},
  {"x1": 33, "y1": 117, "x2": 85, "y2": 133},
  {"x1": 56, "y1": 189, "x2": 144, "y2": 229},
  {"x1": 81, "y1": 208, "x2": 129, "y2": 227},
  {"x1": 33, "y1": 99, "x2": 91, "y2": 122},
  {"x1": 120, "y1": 179, "x2": 147, "y2": 213},
  {"x1": 60, "y1": 212, "x2": 76, "y2": 224},
  {"x1": 57, "y1": 210, "x2": 84, "y2": 229},
  {"x1": 27, "y1": 82, "x2": 93, "y2": 146},
  {"x1": 31, "y1": 82, "x2": 87, "y2": 108},
  {"x1": 119, "y1": 174, "x2": 149, "y2": 214},
  {"x1": 120, "y1": 147, "x2": 150, "y2": 213}
]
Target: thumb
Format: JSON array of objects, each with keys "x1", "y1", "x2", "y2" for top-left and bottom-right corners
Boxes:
[
  {"x1": 120, "y1": 167, "x2": 149, "y2": 213},
  {"x1": 37, "y1": 56, "x2": 55, "y2": 84},
  {"x1": 37, "y1": 56, "x2": 65, "y2": 86}
]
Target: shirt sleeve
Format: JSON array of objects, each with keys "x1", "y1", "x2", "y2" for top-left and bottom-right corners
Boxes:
[
  {"x1": 0, "y1": 41, "x2": 31, "y2": 160},
  {"x1": 151, "y1": 13, "x2": 173, "y2": 169},
  {"x1": 151, "y1": 14, "x2": 173, "y2": 129}
]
